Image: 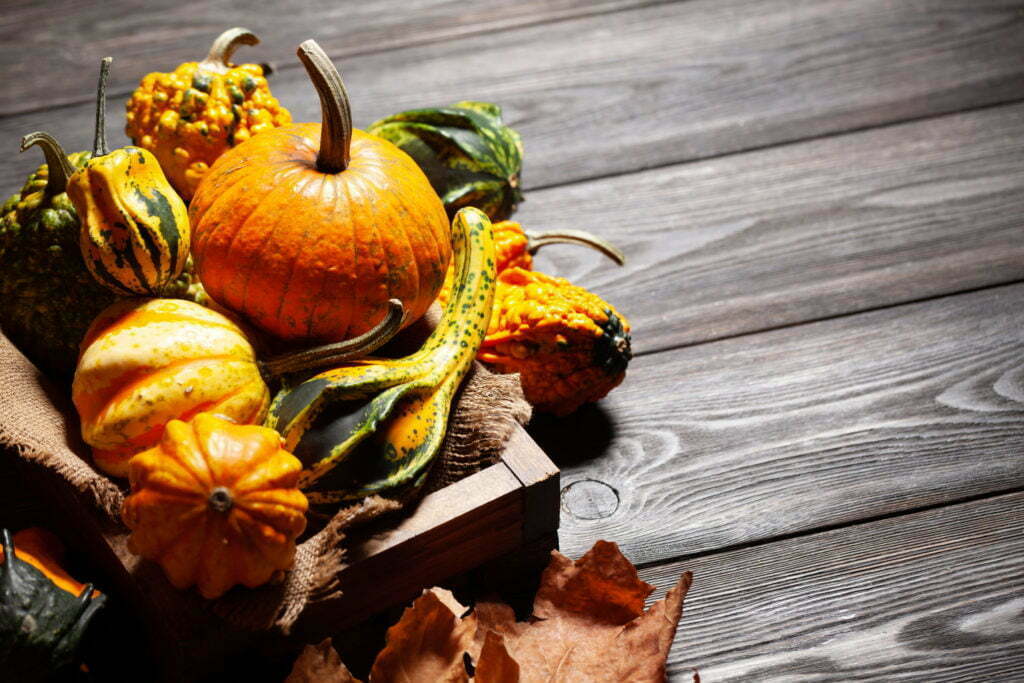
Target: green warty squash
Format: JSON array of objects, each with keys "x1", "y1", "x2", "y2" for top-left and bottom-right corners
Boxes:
[
  {"x1": 0, "y1": 529, "x2": 106, "y2": 681},
  {"x1": 0, "y1": 136, "x2": 114, "y2": 379}
]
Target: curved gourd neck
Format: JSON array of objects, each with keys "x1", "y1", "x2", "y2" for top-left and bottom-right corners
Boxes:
[
  {"x1": 424, "y1": 208, "x2": 496, "y2": 353},
  {"x1": 296, "y1": 39, "x2": 352, "y2": 173},
  {"x1": 20, "y1": 132, "x2": 75, "y2": 195},
  {"x1": 199, "y1": 27, "x2": 259, "y2": 74}
]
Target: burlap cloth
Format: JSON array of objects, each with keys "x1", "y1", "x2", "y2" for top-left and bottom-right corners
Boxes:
[{"x1": 0, "y1": 312, "x2": 530, "y2": 678}]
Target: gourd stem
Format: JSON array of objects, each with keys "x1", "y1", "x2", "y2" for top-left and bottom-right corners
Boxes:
[
  {"x1": 260, "y1": 299, "x2": 404, "y2": 378},
  {"x1": 208, "y1": 487, "x2": 234, "y2": 513},
  {"x1": 296, "y1": 40, "x2": 351, "y2": 173},
  {"x1": 526, "y1": 229, "x2": 626, "y2": 266},
  {"x1": 20, "y1": 132, "x2": 75, "y2": 195},
  {"x1": 200, "y1": 27, "x2": 259, "y2": 73},
  {"x1": 92, "y1": 57, "x2": 112, "y2": 157}
]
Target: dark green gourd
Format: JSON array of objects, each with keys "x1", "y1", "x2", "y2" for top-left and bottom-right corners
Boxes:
[{"x1": 367, "y1": 101, "x2": 524, "y2": 221}]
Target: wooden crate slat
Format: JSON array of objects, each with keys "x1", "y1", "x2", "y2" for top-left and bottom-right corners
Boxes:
[
  {"x1": 499, "y1": 426, "x2": 560, "y2": 543},
  {"x1": 3, "y1": 0, "x2": 1023, "y2": 194},
  {"x1": 518, "y1": 101, "x2": 1024, "y2": 355},
  {"x1": 543, "y1": 283, "x2": 1024, "y2": 565},
  {"x1": 296, "y1": 424, "x2": 555, "y2": 632},
  {"x1": 643, "y1": 492, "x2": 1024, "y2": 680}
]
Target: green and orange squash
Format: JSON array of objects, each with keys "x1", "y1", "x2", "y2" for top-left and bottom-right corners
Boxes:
[
  {"x1": 267, "y1": 207, "x2": 496, "y2": 512},
  {"x1": 0, "y1": 134, "x2": 116, "y2": 379},
  {"x1": 45, "y1": 58, "x2": 192, "y2": 297}
]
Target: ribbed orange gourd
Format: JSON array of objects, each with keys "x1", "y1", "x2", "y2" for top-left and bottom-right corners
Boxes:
[
  {"x1": 123, "y1": 413, "x2": 308, "y2": 599},
  {"x1": 72, "y1": 298, "x2": 270, "y2": 477},
  {"x1": 190, "y1": 40, "x2": 450, "y2": 344}
]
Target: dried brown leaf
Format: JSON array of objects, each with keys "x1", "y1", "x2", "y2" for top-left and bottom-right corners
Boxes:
[
  {"x1": 286, "y1": 638, "x2": 360, "y2": 683},
  {"x1": 370, "y1": 587, "x2": 476, "y2": 682},
  {"x1": 473, "y1": 631, "x2": 520, "y2": 683},
  {"x1": 473, "y1": 540, "x2": 692, "y2": 682},
  {"x1": 319, "y1": 541, "x2": 693, "y2": 682}
]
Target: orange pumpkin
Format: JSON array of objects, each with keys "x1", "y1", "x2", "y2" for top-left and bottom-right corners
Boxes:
[
  {"x1": 72, "y1": 298, "x2": 270, "y2": 477},
  {"x1": 190, "y1": 40, "x2": 450, "y2": 343},
  {"x1": 122, "y1": 413, "x2": 308, "y2": 599}
]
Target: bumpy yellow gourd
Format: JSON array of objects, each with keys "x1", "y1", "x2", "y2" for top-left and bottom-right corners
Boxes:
[
  {"x1": 66, "y1": 58, "x2": 190, "y2": 296},
  {"x1": 125, "y1": 28, "x2": 291, "y2": 199},
  {"x1": 480, "y1": 268, "x2": 632, "y2": 416}
]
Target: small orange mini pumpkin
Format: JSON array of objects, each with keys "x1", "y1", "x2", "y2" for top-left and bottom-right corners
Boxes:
[
  {"x1": 72, "y1": 297, "x2": 270, "y2": 477},
  {"x1": 190, "y1": 40, "x2": 450, "y2": 344},
  {"x1": 123, "y1": 413, "x2": 308, "y2": 599}
]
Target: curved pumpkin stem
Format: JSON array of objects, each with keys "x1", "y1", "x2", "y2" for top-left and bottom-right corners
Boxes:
[
  {"x1": 20, "y1": 132, "x2": 76, "y2": 195},
  {"x1": 297, "y1": 39, "x2": 352, "y2": 173},
  {"x1": 200, "y1": 27, "x2": 259, "y2": 74},
  {"x1": 92, "y1": 57, "x2": 112, "y2": 157},
  {"x1": 526, "y1": 229, "x2": 626, "y2": 266},
  {"x1": 260, "y1": 299, "x2": 404, "y2": 377}
]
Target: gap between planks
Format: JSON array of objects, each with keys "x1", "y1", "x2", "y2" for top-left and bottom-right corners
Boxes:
[{"x1": 633, "y1": 482, "x2": 1024, "y2": 572}]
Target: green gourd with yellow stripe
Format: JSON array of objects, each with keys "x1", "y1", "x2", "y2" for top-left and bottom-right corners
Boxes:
[
  {"x1": 266, "y1": 207, "x2": 496, "y2": 513},
  {"x1": 67, "y1": 58, "x2": 190, "y2": 296}
]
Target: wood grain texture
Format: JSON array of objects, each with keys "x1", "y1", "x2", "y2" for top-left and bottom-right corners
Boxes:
[
  {"x1": 646, "y1": 493, "x2": 1024, "y2": 681},
  {"x1": 519, "y1": 102, "x2": 1024, "y2": 355},
  {"x1": 0, "y1": 0, "x2": 661, "y2": 116},
  {"x1": 3, "y1": 0, "x2": 1023, "y2": 195},
  {"x1": 538, "y1": 283, "x2": 1024, "y2": 565}
]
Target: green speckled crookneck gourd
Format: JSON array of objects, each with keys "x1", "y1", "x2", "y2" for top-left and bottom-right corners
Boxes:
[
  {"x1": 267, "y1": 207, "x2": 496, "y2": 513},
  {"x1": 367, "y1": 101, "x2": 523, "y2": 221},
  {"x1": 67, "y1": 58, "x2": 190, "y2": 296},
  {"x1": 0, "y1": 134, "x2": 117, "y2": 379}
]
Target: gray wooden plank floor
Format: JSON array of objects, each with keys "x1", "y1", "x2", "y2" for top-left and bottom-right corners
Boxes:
[{"x1": 2, "y1": 0, "x2": 1022, "y2": 679}]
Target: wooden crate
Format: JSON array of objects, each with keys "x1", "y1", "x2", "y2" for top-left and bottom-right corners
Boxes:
[
  {"x1": 1, "y1": 421, "x2": 559, "y2": 631},
  {"x1": 297, "y1": 424, "x2": 560, "y2": 632}
]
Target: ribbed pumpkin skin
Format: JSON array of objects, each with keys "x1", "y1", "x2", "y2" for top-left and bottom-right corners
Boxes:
[
  {"x1": 190, "y1": 123, "x2": 451, "y2": 344},
  {"x1": 68, "y1": 147, "x2": 190, "y2": 295},
  {"x1": 72, "y1": 298, "x2": 269, "y2": 477},
  {"x1": 123, "y1": 413, "x2": 308, "y2": 599}
]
